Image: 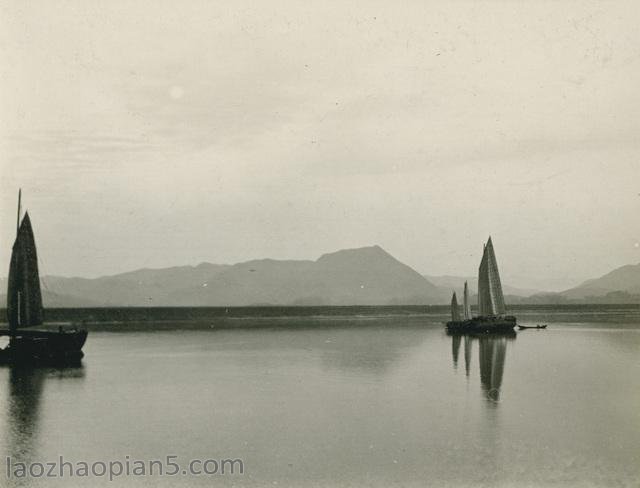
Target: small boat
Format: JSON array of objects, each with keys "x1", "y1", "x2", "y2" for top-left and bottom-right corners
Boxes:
[
  {"x1": 517, "y1": 324, "x2": 547, "y2": 330},
  {"x1": 0, "y1": 190, "x2": 88, "y2": 365},
  {"x1": 446, "y1": 238, "x2": 517, "y2": 333}
]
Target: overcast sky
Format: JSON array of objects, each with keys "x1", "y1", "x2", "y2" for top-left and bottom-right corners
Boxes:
[{"x1": 0, "y1": 0, "x2": 638, "y2": 291}]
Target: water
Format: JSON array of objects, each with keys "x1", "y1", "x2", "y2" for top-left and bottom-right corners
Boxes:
[{"x1": 1, "y1": 307, "x2": 639, "y2": 487}]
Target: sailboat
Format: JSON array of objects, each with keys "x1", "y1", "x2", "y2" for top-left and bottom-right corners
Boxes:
[
  {"x1": 446, "y1": 237, "x2": 516, "y2": 333},
  {"x1": 0, "y1": 191, "x2": 87, "y2": 365}
]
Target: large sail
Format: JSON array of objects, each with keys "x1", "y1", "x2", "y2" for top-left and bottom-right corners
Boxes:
[
  {"x1": 450, "y1": 292, "x2": 461, "y2": 321},
  {"x1": 477, "y1": 237, "x2": 506, "y2": 316},
  {"x1": 485, "y1": 237, "x2": 506, "y2": 315},
  {"x1": 7, "y1": 212, "x2": 43, "y2": 332},
  {"x1": 463, "y1": 281, "x2": 472, "y2": 319},
  {"x1": 477, "y1": 244, "x2": 489, "y2": 315}
]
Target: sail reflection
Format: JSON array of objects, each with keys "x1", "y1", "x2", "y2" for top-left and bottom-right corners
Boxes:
[
  {"x1": 463, "y1": 335, "x2": 472, "y2": 377},
  {"x1": 451, "y1": 334, "x2": 461, "y2": 369},
  {"x1": 449, "y1": 331, "x2": 515, "y2": 403},
  {"x1": 478, "y1": 336, "x2": 508, "y2": 402}
]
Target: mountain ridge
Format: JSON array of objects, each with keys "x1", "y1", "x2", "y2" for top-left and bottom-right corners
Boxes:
[
  {"x1": 0, "y1": 246, "x2": 441, "y2": 307},
  {"x1": 558, "y1": 262, "x2": 640, "y2": 300},
  {"x1": 0, "y1": 249, "x2": 638, "y2": 307}
]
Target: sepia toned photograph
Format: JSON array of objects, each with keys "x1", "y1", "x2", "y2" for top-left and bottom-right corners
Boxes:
[{"x1": 0, "y1": 1, "x2": 638, "y2": 487}]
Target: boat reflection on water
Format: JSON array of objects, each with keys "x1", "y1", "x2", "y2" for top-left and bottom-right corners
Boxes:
[
  {"x1": 448, "y1": 331, "x2": 515, "y2": 403},
  {"x1": 7, "y1": 367, "x2": 46, "y2": 466},
  {"x1": 3, "y1": 365, "x2": 85, "y2": 475}
]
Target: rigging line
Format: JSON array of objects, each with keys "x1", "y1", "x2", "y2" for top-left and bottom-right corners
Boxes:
[
  {"x1": 30, "y1": 219, "x2": 52, "y2": 294},
  {"x1": 37, "y1": 250, "x2": 51, "y2": 293},
  {"x1": 22, "y1": 208, "x2": 50, "y2": 294}
]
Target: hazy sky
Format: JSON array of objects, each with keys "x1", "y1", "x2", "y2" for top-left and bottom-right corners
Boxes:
[{"x1": 1, "y1": 0, "x2": 638, "y2": 291}]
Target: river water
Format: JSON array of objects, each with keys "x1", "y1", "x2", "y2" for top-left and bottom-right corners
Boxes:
[{"x1": 1, "y1": 306, "x2": 639, "y2": 487}]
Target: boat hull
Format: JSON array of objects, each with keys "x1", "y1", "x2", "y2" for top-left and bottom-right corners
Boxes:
[
  {"x1": 0, "y1": 329, "x2": 87, "y2": 366},
  {"x1": 446, "y1": 315, "x2": 517, "y2": 333},
  {"x1": 446, "y1": 328, "x2": 516, "y2": 339}
]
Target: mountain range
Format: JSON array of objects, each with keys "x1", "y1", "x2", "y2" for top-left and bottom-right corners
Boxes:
[
  {"x1": 0, "y1": 246, "x2": 638, "y2": 307},
  {"x1": 534, "y1": 263, "x2": 640, "y2": 304}
]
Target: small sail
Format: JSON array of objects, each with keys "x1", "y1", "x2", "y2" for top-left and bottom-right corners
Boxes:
[
  {"x1": 477, "y1": 237, "x2": 506, "y2": 316},
  {"x1": 463, "y1": 281, "x2": 471, "y2": 320},
  {"x1": 450, "y1": 292, "x2": 461, "y2": 322},
  {"x1": 7, "y1": 212, "x2": 43, "y2": 332}
]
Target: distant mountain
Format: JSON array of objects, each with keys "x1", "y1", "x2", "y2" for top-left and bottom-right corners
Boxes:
[
  {"x1": 559, "y1": 263, "x2": 640, "y2": 302},
  {"x1": 2, "y1": 251, "x2": 637, "y2": 307},
  {"x1": 0, "y1": 246, "x2": 442, "y2": 307},
  {"x1": 48, "y1": 263, "x2": 231, "y2": 306},
  {"x1": 500, "y1": 263, "x2": 640, "y2": 305},
  {"x1": 424, "y1": 275, "x2": 542, "y2": 298},
  {"x1": 156, "y1": 246, "x2": 440, "y2": 306}
]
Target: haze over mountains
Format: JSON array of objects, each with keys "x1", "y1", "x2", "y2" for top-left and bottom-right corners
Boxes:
[
  {"x1": 423, "y1": 275, "x2": 543, "y2": 299},
  {"x1": 0, "y1": 246, "x2": 638, "y2": 307},
  {"x1": 554, "y1": 263, "x2": 640, "y2": 303}
]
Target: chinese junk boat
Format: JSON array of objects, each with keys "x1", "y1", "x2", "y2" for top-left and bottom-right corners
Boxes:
[
  {"x1": 0, "y1": 191, "x2": 87, "y2": 365},
  {"x1": 446, "y1": 237, "x2": 517, "y2": 333}
]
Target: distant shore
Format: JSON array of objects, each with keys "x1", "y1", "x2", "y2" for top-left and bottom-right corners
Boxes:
[{"x1": 0, "y1": 304, "x2": 638, "y2": 330}]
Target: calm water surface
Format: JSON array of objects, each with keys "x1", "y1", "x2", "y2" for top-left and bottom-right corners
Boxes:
[{"x1": 1, "y1": 308, "x2": 639, "y2": 487}]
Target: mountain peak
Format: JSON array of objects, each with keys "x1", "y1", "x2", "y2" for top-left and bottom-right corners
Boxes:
[{"x1": 316, "y1": 245, "x2": 392, "y2": 263}]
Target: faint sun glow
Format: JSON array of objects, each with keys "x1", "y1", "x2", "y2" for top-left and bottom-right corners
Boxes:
[{"x1": 169, "y1": 86, "x2": 184, "y2": 99}]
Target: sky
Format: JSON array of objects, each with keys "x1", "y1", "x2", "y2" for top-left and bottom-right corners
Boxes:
[{"x1": 0, "y1": 0, "x2": 638, "y2": 291}]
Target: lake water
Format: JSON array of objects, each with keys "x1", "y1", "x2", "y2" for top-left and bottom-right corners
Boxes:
[{"x1": 1, "y1": 306, "x2": 639, "y2": 487}]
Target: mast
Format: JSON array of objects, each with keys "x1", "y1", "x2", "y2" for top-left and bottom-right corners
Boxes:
[
  {"x1": 15, "y1": 190, "x2": 22, "y2": 333},
  {"x1": 463, "y1": 281, "x2": 471, "y2": 320},
  {"x1": 450, "y1": 292, "x2": 461, "y2": 321},
  {"x1": 16, "y1": 188, "x2": 21, "y2": 237}
]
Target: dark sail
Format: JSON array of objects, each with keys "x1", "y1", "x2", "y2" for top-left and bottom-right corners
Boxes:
[{"x1": 7, "y1": 212, "x2": 43, "y2": 332}]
